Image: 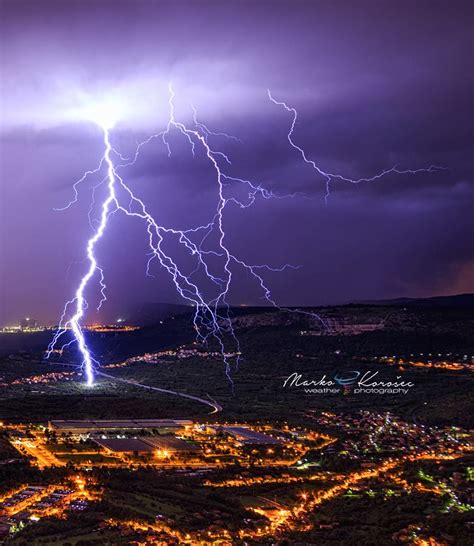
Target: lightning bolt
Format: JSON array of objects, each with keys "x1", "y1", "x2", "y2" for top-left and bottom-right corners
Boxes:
[
  {"x1": 47, "y1": 85, "x2": 443, "y2": 385},
  {"x1": 47, "y1": 125, "x2": 117, "y2": 386},
  {"x1": 267, "y1": 90, "x2": 446, "y2": 202},
  {"x1": 47, "y1": 85, "x2": 298, "y2": 385}
]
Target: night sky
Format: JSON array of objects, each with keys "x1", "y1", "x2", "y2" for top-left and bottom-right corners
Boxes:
[{"x1": 0, "y1": 0, "x2": 473, "y2": 326}]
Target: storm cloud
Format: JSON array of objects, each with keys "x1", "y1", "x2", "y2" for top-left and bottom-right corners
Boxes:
[{"x1": 0, "y1": 0, "x2": 473, "y2": 324}]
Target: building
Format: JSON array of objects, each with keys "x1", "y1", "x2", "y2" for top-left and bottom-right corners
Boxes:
[
  {"x1": 0, "y1": 486, "x2": 47, "y2": 516},
  {"x1": 93, "y1": 438, "x2": 156, "y2": 454},
  {"x1": 94, "y1": 436, "x2": 199, "y2": 455},
  {"x1": 48, "y1": 419, "x2": 193, "y2": 436},
  {"x1": 213, "y1": 426, "x2": 282, "y2": 446},
  {"x1": 19, "y1": 317, "x2": 38, "y2": 329},
  {"x1": 142, "y1": 436, "x2": 200, "y2": 453}
]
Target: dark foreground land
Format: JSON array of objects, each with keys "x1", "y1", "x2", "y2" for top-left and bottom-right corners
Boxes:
[{"x1": 0, "y1": 303, "x2": 472, "y2": 544}]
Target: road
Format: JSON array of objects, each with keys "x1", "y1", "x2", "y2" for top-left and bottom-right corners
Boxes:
[
  {"x1": 97, "y1": 370, "x2": 223, "y2": 414},
  {"x1": 51, "y1": 362, "x2": 223, "y2": 414},
  {"x1": 19, "y1": 438, "x2": 64, "y2": 468}
]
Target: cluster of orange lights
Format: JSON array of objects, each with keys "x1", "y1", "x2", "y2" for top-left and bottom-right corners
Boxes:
[
  {"x1": 380, "y1": 357, "x2": 472, "y2": 373},
  {"x1": 85, "y1": 323, "x2": 139, "y2": 332}
]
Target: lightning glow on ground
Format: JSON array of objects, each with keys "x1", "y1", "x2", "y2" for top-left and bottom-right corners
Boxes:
[{"x1": 47, "y1": 86, "x2": 442, "y2": 385}]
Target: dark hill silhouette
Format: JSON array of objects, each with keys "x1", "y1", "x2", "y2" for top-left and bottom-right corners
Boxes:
[
  {"x1": 356, "y1": 293, "x2": 474, "y2": 308},
  {"x1": 124, "y1": 302, "x2": 193, "y2": 326}
]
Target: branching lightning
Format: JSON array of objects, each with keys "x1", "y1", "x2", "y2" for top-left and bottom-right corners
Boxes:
[
  {"x1": 47, "y1": 85, "x2": 443, "y2": 386},
  {"x1": 267, "y1": 90, "x2": 446, "y2": 202}
]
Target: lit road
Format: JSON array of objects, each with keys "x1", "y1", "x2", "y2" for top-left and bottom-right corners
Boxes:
[
  {"x1": 51, "y1": 362, "x2": 223, "y2": 414},
  {"x1": 19, "y1": 438, "x2": 64, "y2": 468},
  {"x1": 97, "y1": 370, "x2": 223, "y2": 414}
]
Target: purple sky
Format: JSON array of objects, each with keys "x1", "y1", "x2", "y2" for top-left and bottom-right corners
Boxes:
[{"x1": 0, "y1": 0, "x2": 473, "y2": 326}]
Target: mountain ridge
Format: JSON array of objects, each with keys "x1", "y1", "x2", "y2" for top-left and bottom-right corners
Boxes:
[{"x1": 355, "y1": 293, "x2": 474, "y2": 307}]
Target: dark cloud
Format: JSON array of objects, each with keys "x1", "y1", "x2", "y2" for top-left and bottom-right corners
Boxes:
[{"x1": 0, "y1": 0, "x2": 473, "y2": 324}]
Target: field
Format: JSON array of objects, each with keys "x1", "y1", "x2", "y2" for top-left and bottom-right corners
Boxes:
[
  {"x1": 0, "y1": 304, "x2": 473, "y2": 544},
  {"x1": 0, "y1": 305, "x2": 473, "y2": 427}
]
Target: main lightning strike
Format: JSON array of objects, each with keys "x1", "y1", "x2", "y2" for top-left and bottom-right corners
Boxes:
[
  {"x1": 48, "y1": 86, "x2": 443, "y2": 386},
  {"x1": 47, "y1": 124, "x2": 118, "y2": 386},
  {"x1": 47, "y1": 86, "x2": 296, "y2": 385}
]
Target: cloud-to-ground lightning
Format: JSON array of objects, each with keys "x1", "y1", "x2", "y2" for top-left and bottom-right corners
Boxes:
[
  {"x1": 47, "y1": 85, "x2": 295, "y2": 385},
  {"x1": 47, "y1": 86, "x2": 442, "y2": 386},
  {"x1": 47, "y1": 122, "x2": 118, "y2": 386}
]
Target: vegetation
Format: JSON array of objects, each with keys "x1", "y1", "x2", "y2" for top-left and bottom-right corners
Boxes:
[{"x1": 1, "y1": 304, "x2": 472, "y2": 544}]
